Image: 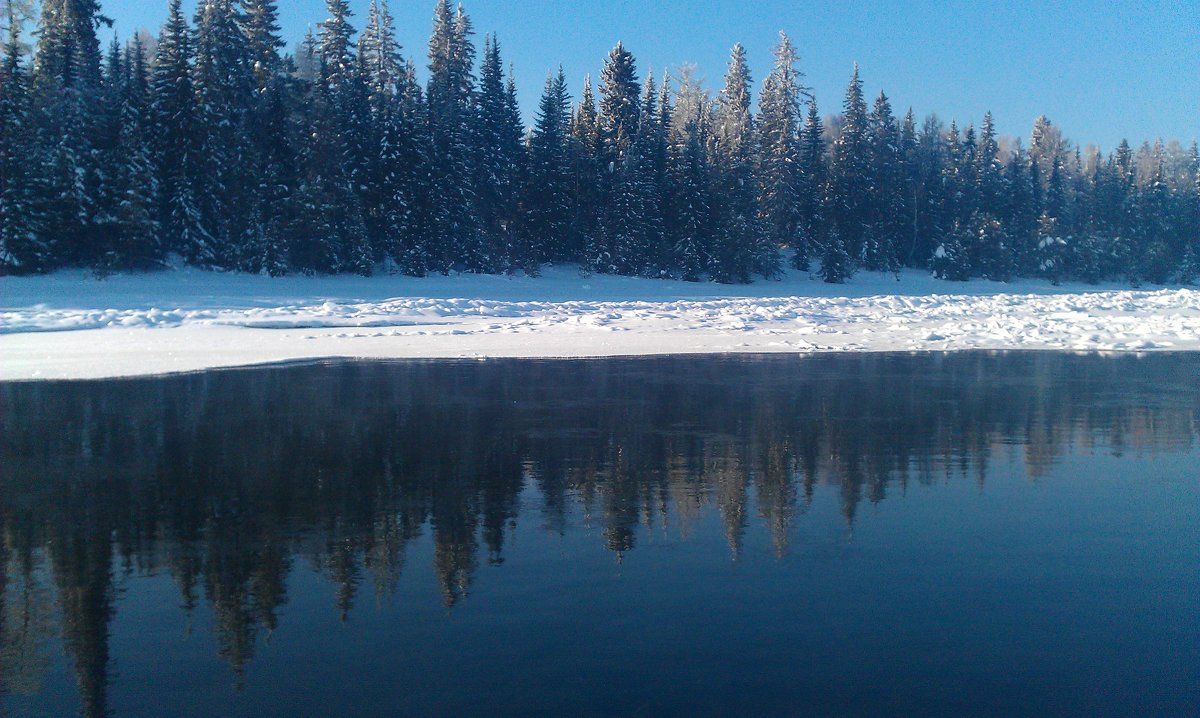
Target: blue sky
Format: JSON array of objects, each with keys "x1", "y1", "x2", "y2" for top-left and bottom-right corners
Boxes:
[{"x1": 99, "y1": 0, "x2": 1197, "y2": 152}]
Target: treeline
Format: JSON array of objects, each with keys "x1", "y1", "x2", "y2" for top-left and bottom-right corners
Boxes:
[{"x1": 1, "y1": 0, "x2": 1197, "y2": 284}]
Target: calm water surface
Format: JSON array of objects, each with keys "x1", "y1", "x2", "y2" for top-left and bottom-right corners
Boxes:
[{"x1": 1, "y1": 353, "x2": 1197, "y2": 717}]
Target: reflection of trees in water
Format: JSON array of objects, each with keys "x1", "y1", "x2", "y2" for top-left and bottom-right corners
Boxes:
[
  {"x1": 2, "y1": 548, "x2": 55, "y2": 698},
  {"x1": 0, "y1": 353, "x2": 1197, "y2": 715}
]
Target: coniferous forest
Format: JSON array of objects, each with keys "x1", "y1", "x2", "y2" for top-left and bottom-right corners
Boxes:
[{"x1": 1, "y1": 0, "x2": 1197, "y2": 284}]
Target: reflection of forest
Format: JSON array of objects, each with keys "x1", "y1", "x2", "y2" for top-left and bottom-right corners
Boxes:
[{"x1": 1, "y1": 353, "x2": 1197, "y2": 716}]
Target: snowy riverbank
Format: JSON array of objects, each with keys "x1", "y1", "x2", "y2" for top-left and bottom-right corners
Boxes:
[{"x1": 3, "y1": 265, "x2": 1199, "y2": 380}]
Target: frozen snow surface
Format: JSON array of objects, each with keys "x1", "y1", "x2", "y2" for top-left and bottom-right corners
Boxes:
[{"x1": 3, "y1": 265, "x2": 1200, "y2": 380}]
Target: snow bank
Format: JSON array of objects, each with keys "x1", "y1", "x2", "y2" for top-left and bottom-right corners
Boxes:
[{"x1": 2, "y1": 266, "x2": 1199, "y2": 380}]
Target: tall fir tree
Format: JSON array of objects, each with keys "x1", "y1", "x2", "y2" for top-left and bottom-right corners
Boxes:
[
  {"x1": 90, "y1": 37, "x2": 125, "y2": 256},
  {"x1": 897, "y1": 107, "x2": 920, "y2": 266},
  {"x1": 591, "y1": 42, "x2": 642, "y2": 272},
  {"x1": 242, "y1": 0, "x2": 284, "y2": 91},
  {"x1": 910, "y1": 114, "x2": 946, "y2": 268},
  {"x1": 972, "y1": 111, "x2": 1012, "y2": 280},
  {"x1": 931, "y1": 121, "x2": 972, "y2": 280},
  {"x1": 597, "y1": 42, "x2": 641, "y2": 171},
  {"x1": 603, "y1": 69, "x2": 661, "y2": 277},
  {"x1": 310, "y1": 0, "x2": 371, "y2": 274},
  {"x1": 32, "y1": 0, "x2": 107, "y2": 266},
  {"x1": 829, "y1": 64, "x2": 871, "y2": 276},
  {"x1": 974, "y1": 112, "x2": 1005, "y2": 216},
  {"x1": 0, "y1": 0, "x2": 44, "y2": 272},
  {"x1": 713, "y1": 43, "x2": 773, "y2": 281},
  {"x1": 1130, "y1": 155, "x2": 1174, "y2": 284},
  {"x1": 152, "y1": 0, "x2": 209, "y2": 263},
  {"x1": 1179, "y1": 143, "x2": 1200, "y2": 283},
  {"x1": 1004, "y1": 139, "x2": 1038, "y2": 275},
  {"x1": 572, "y1": 74, "x2": 603, "y2": 268},
  {"x1": 756, "y1": 32, "x2": 804, "y2": 268},
  {"x1": 524, "y1": 68, "x2": 573, "y2": 265},
  {"x1": 427, "y1": 0, "x2": 481, "y2": 272},
  {"x1": 668, "y1": 111, "x2": 713, "y2": 281},
  {"x1": 240, "y1": 0, "x2": 293, "y2": 275},
  {"x1": 797, "y1": 97, "x2": 827, "y2": 273},
  {"x1": 473, "y1": 35, "x2": 526, "y2": 272},
  {"x1": 193, "y1": 0, "x2": 255, "y2": 268},
  {"x1": 33, "y1": 0, "x2": 103, "y2": 90},
  {"x1": 865, "y1": 90, "x2": 902, "y2": 275},
  {"x1": 357, "y1": 0, "x2": 409, "y2": 264},
  {"x1": 105, "y1": 35, "x2": 160, "y2": 270},
  {"x1": 397, "y1": 57, "x2": 434, "y2": 273},
  {"x1": 621, "y1": 68, "x2": 666, "y2": 276},
  {"x1": 813, "y1": 105, "x2": 854, "y2": 284},
  {"x1": 1035, "y1": 155, "x2": 1070, "y2": 283}
]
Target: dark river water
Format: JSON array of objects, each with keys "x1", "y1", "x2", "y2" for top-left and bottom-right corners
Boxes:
[{"x1": 1, "y1": 353, "x2": 1197, "y2": 717}]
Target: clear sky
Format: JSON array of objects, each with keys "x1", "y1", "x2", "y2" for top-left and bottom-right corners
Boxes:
[{"x1": 96, "y1": 0, "x2": 1197, "y2": 152}]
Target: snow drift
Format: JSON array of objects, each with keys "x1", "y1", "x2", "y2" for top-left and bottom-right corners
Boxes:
[{"x1": 2, "y1": 266, "x2": 1198, "y2": 380}]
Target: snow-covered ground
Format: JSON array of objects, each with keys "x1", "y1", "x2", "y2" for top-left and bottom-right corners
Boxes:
[{"x1": 3, "y1": 265, "x2": 1199, "y2": 380}]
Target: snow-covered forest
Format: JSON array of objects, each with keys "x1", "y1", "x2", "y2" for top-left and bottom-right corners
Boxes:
[{"x1": 1, "y1": 0, "x2": 1197, "y2": 284}]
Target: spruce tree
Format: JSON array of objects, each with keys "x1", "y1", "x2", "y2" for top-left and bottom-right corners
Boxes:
[
  {"x1": 756, "y1": 33, "x2": 804, "y2": 268},
  {"x1": 597, "y1": 42, "x2": 641, "y2": 170},
  {"x1": 911, "y1": 114, "x2": 946, "y2": 268},
  {"x1": 241, "y1": 0, "x2": 293, "y2": 275},
  {"x1": 592, "y1": 42, "x2": 642, "y2": 272},
  {"x1": 972, "y1": 111, "x2": 1012, "y2": 280},
  {"x1": 865, "y1": 90, "x2": 902, "y2": 275},
  {"x1": 312, "y1": 0, "x2": 371, "y2": 274},
  {"x1": 931, "y1": 122, "x2": 971, "y2": 280},
  {"x1": 898, "y1": 108, "x2": 920, "y2": 266},
  {"x1": 1029, "y1": 114, "x2": 1061, "y2": 183},
  {"x1": 90, "y1": 37, "x2": 124, "y2": 259},
  {"x1": 32, "y1": 0, "x2": 106, "y2": 267},
  {"x1": 713, "y1": 43, "x2": 772, "y2": 281},
  {"x1": 572, "y1": 75, "x2": 604, "y2": 268},
  {"x1": 1130, "y1": 156, "x2": 1174, "y2": 284},
  {"x1": 243, "y1": 0, "x2": 284, "y2": 91},
  {"x1": 818, "y1": 223, "x2": 853, "y2": 283},
  {"x1": 357, "y1": 0, "x2": 409, "y2": 265},
  {"x1": 473, "y1": 35, "x2": 526, "y2": 272},
  {"x1": 829, "y1": 65, "x2": 871, "y2": 275},
  {"x1": 98, "y1": 35, "x2": 160, "y2": 271},
  {"x1": 524, "y1": 68, "x2": 573, "y2": 264},
  {"x1": 289, "y1": 69, "x2": 333, "y2": 273},
  {"x1": 296, "y1": 28, "x2": 320, "y2": 81},
  {"x1": 1035, "y1": 156, "x2": 1070, "y2": 284},
  {"x1": 621, "y1": 69, "x2": 665, "y2": 276},
  {"x1": 1069, "y1": 152, "x2": 1114, "y2": 284},
  {"x1": 604, "y1": 68, "x2": 661, "y2": 277},
  {"x1": 249, "y1": 62, "x2": 301, "y2": 276},
  {"x1": 0, "y1": 2, "x2": 44, "y2": 272},
  {"x1": 193, "y1": 0, "x2": 254, "y2": 268},
  {"x1": 109, "y1": 73, "x2": 160, "y2": 270},
  {"x1": 33, "y1": 0, "x2": 103, "y2": 90},
  {"x1": 797, "y1": 98, "x2": 826, "y2": 272},
  {"x1": 974, "y1": 112, "x2": 1005, "y2": 216},
  {"x1": 427, "y1": 0, "x2": 481, "y2": 272},
  {"x1": 396, "y1": 58, "x2": 434, "y2": 274},
  {"x1": 816, "y1": 104, "x2": 853, "y2": 285},
  {"x1": 152, "y1": 0, "x2": 210, "y2": 264},
  {"x1": 1178, "y1": 145, "x2": 1200, "y2": 283},
  {"x1": 1004, "y1": 140, "x2": 1038, "y2": 275},
  {"x1": 669, "y1": 112, "x2": 713, "y2": 281}
]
